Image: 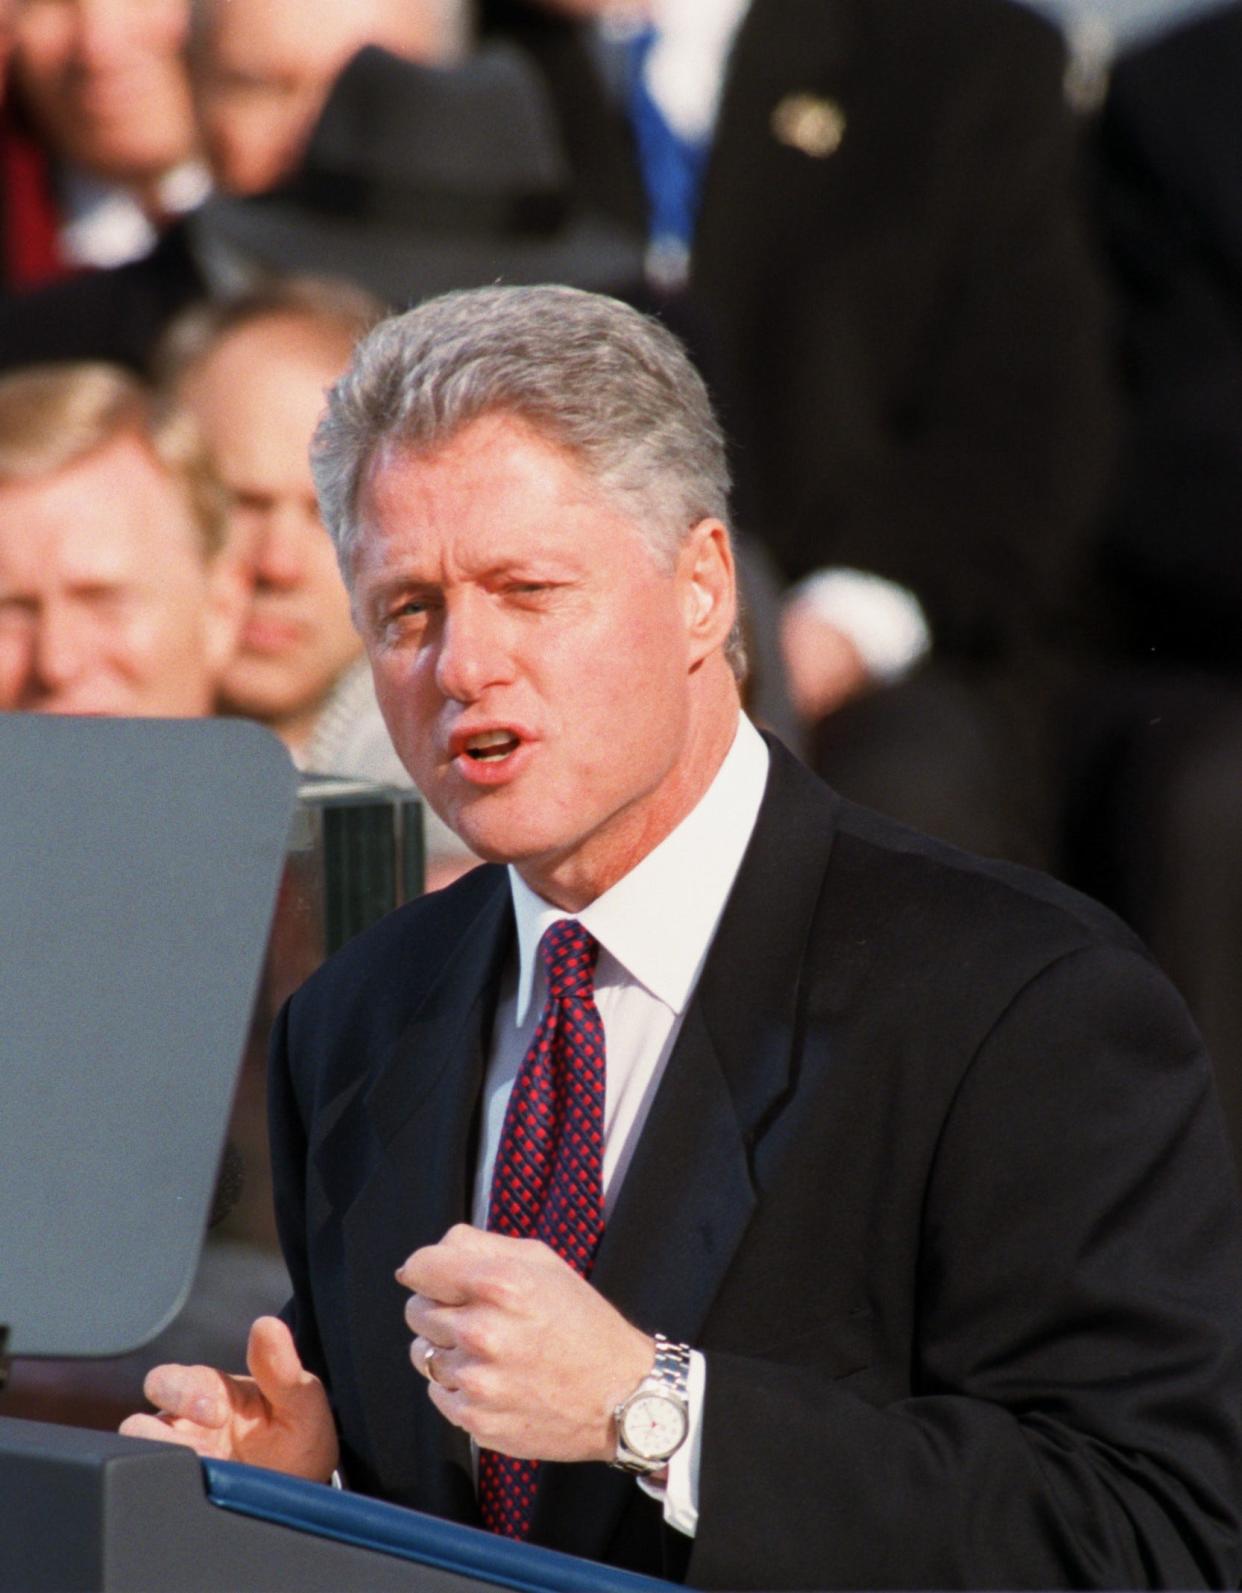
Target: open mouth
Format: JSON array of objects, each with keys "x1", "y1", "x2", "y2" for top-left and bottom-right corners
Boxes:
[{"x1": 464, "y1": 730, "x2": 522, "y2": 763}]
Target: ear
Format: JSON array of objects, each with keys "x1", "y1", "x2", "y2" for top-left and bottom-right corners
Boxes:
[
  {"x1": 202, "y1": 547, "x2": 252, "y2": 682},
  {"x1": 677, "y1": 518, "x2": 737, "y2": 666}
]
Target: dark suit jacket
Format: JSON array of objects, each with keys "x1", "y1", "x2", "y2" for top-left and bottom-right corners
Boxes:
[
  {"x1": 269, "y1": 739, "x2": 1242, "y2": 1589},
  {"x1": 483, "y1": 0, "x2": 1116, "y2": 673}
]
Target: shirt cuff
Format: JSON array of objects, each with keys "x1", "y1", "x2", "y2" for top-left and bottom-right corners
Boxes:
[
  {"x1": 635, "y1": 1348, "x2": 704, "y2": 1537},
  {"x1": 789, "y1": 566, "x2": 931, "y2": 684}
]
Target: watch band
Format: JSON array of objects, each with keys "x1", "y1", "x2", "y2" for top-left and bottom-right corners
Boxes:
[
  {"x1": 611, "y1": 1333, "x2": 692, "y2": 1474},
  {"x1": 650, "y1": 1333, "x2": 691, "y2": 1401}
]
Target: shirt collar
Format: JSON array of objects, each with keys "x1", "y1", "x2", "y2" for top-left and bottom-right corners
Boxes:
[{"x1": 507, "y1": 715, "x2": 770, "y2": 1022}]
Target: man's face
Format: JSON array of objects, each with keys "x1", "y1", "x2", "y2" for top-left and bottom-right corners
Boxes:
[
  {"x1": 194, "y1": 0, "x2": 451, "y2": 195},
  {"x1": 12, "y1": 0, "x2": 195, "y2": 183},
  {"x1": 177, "y1": 315, "x2": 362, "y2": 740},
  {"x1": 0, "y1": 433, "x2": 240, "y2": 716},
  {"x1": 352, "y1": 412, "x2": 738, "y2": 907}
]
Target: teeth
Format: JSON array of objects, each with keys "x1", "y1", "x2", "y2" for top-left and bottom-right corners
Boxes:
[{"x1": 465, "y1": 730, "x2": 519, "y2": 761}]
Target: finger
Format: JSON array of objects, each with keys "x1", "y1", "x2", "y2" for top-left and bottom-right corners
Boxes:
[
  {"x1": 395, "y1": 1243, "x2": 476, "y2": 1306},
  {"x1": 141, "y1": 1362, "x2": 232, "y2": 1428},
  {"x1": 401, "y1": 1223, "x2": 529, "y2": 1300},
  {"x1": 118, "y1": 1413, "x2": 219, "y2": 1451},
  {"x1": 425, "y1": 1376, "x2": 473, "y2": 1435},
  {"x1": 403, "y1": 1294, "x2": 458, "y2": 1342},
  {"x1": 410, "y1": 1335, "x2": 458, "y2": 1391},
  {"x1": 246, "y1": 1316, "x2": 316, "y2": 1413}
]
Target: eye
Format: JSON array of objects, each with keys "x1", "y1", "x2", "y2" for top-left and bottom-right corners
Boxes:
[
  {"x1": 377, "y1": 593, "x2": 439, "y2": 638},
  {"x1": 507, "y1": 581, "x2": 558, "y2": 602}
]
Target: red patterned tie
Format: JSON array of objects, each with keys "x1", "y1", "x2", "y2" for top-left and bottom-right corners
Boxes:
[{"x1": 479, "y1": 919, "x2": 607, "y2": 1538}]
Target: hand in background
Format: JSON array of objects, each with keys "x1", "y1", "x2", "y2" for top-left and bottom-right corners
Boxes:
[
  {"x1": 780, "y1": 601, "x2": 871, "y2": 722},
  {"x1": 118, "y1": 1314, "x2": 338, "y2": 1481}
]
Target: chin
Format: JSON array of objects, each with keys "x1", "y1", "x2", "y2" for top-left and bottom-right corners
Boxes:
[{"x1": 441, "y1": 812, "x2": 551, "y2": 870}]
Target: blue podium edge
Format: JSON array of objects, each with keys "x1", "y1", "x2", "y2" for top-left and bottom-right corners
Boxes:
[{"x1": 203, "y1": 1459, "x2": 674, "y2": 1593}]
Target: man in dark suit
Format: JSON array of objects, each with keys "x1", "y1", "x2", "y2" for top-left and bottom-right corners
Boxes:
[
  {"x1": 122, "y1": 284, "x2": 1242, "y2": 1589},
  {"x1": 484, "y1": 0, "x2": 1117, "y2": 864}
]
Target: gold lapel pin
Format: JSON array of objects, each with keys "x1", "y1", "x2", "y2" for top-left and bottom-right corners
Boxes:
[{"x1": 770, "y1": 93, "x2": 847, "y2": 159}]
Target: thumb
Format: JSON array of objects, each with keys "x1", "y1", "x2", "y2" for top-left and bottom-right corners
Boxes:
[{"x1": 245, "y1": 1315, "x2": 316, "y2": 1410}]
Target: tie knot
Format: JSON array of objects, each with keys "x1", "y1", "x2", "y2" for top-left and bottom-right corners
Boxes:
[{"x1": 540, "y1": 919, "x2": 599, "y2": 1002}]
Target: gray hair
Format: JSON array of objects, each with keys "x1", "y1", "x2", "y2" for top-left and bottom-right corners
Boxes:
[{"x1": 311, "y1": 283, "x2": 743, "y2": 673}]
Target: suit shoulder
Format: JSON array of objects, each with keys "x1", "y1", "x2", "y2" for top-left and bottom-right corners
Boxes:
[{"x1": 830, "y1": 793, "x2": 1148, "y2": 969}]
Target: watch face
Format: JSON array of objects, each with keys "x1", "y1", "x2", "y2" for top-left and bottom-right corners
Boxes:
[{"x1": 620, "y1": 1391, "x2": 688, "y2": 1461}]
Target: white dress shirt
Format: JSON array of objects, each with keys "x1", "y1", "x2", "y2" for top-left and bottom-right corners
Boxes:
[{"x1": 470, "y1": 713, "x2": 770, "y2": 1536}]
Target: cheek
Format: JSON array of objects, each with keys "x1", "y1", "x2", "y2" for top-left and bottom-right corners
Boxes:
[
  {"x1": 370, "y1": 649, "x2": 438, "y2": 751},
  {"x1": 571, "y1": 607, "x2": 686, "y2": 732},
  {"x1": 128, "y1": 588, "x2": 207, "y2": 675},
  {"x1": 0, "y1": 633, "x2": 26, "y2": 704},
  {"x1": 145, "y1": 1, "x2": 190, "y2": 53},
  {"x1": 308, "y1": 557, "x2": 356, "y2": 633}
]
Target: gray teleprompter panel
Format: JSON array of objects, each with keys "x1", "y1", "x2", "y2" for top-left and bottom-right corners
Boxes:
[{"x1": 0, "y1": 715, "x2": 296, "y2": 1359}]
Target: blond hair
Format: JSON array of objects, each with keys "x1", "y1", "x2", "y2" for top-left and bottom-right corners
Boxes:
[{"x1": 0, "y1": 362, "x2": 229, "y2": 558}]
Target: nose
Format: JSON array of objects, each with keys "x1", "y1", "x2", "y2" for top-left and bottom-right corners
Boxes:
[
  {"x1": 433, "y1": 590, "x2": 514, "y2": 704},
  {"x1": 29, "y1": 603, "x2": 89, "y2": 699},
  {"x1": 248, "y1": 501, "x2": 315, "y2": 590}
]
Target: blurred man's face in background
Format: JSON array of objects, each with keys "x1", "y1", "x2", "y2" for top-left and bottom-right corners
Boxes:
[
  {"x1": 192, "y1": 0, "x2": 462, "y2": 195},
  {"x1": 0, "y1": 432, "x2": 241, "y2": 715},
  {"x1": 11, "y1": 0, "x2": 197, "y2": 184},
  {"x1": 176, "y1": 312, "x2": 362, "y2": 749}
]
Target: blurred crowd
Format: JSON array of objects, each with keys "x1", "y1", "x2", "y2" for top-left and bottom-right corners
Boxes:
[{"x1": 3, "y1": 0, "x2": 1242, "y2": 1308}]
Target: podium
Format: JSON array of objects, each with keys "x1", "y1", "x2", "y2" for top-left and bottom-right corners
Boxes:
[{"x1": 0, "y1": 1418, "x2": 672, "y2": 1592}]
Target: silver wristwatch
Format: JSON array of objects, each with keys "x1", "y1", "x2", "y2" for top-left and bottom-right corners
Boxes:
[{"x1": 611, "y1": 1333, "x2": 691, "y2": 1475}]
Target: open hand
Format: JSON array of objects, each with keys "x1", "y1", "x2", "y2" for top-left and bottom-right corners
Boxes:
[{"x1": 118, "y1": 1315, "x2": 338, "y2": 1481}]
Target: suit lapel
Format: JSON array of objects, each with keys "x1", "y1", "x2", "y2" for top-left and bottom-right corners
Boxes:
[
  {"x1": 534, "y1": 740, "x2": 842, "y2": 1557},
  {"x1": 336, "y1": 877, "x2": 513, "y2": 1517}
]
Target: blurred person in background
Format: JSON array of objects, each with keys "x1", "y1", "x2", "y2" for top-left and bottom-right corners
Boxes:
[
  {"x1": 157, "y1": 274, "x2": 477, "y2": 885},
  {"x1": 190, "y1": 0, "x2": 471, "y2": 198},
  {"x1": 0, "y1": 0, "x2": 474, "y2": 366},
  {"x1": 0, "y1": 364, "x2": 279, "y2": 1433},
  {"x1": 483, "y1": 0, "x2": 1116, "y2": 866},
  {"x1": 0, "y1": 360, "x2": 243, "y2": 716},
  {"x1": 1058, "y1": 0, "x2": 1242, "y2": 1175},
  {"x1": 0, "y1": 0, "x2": 206, "y2": 292}
]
